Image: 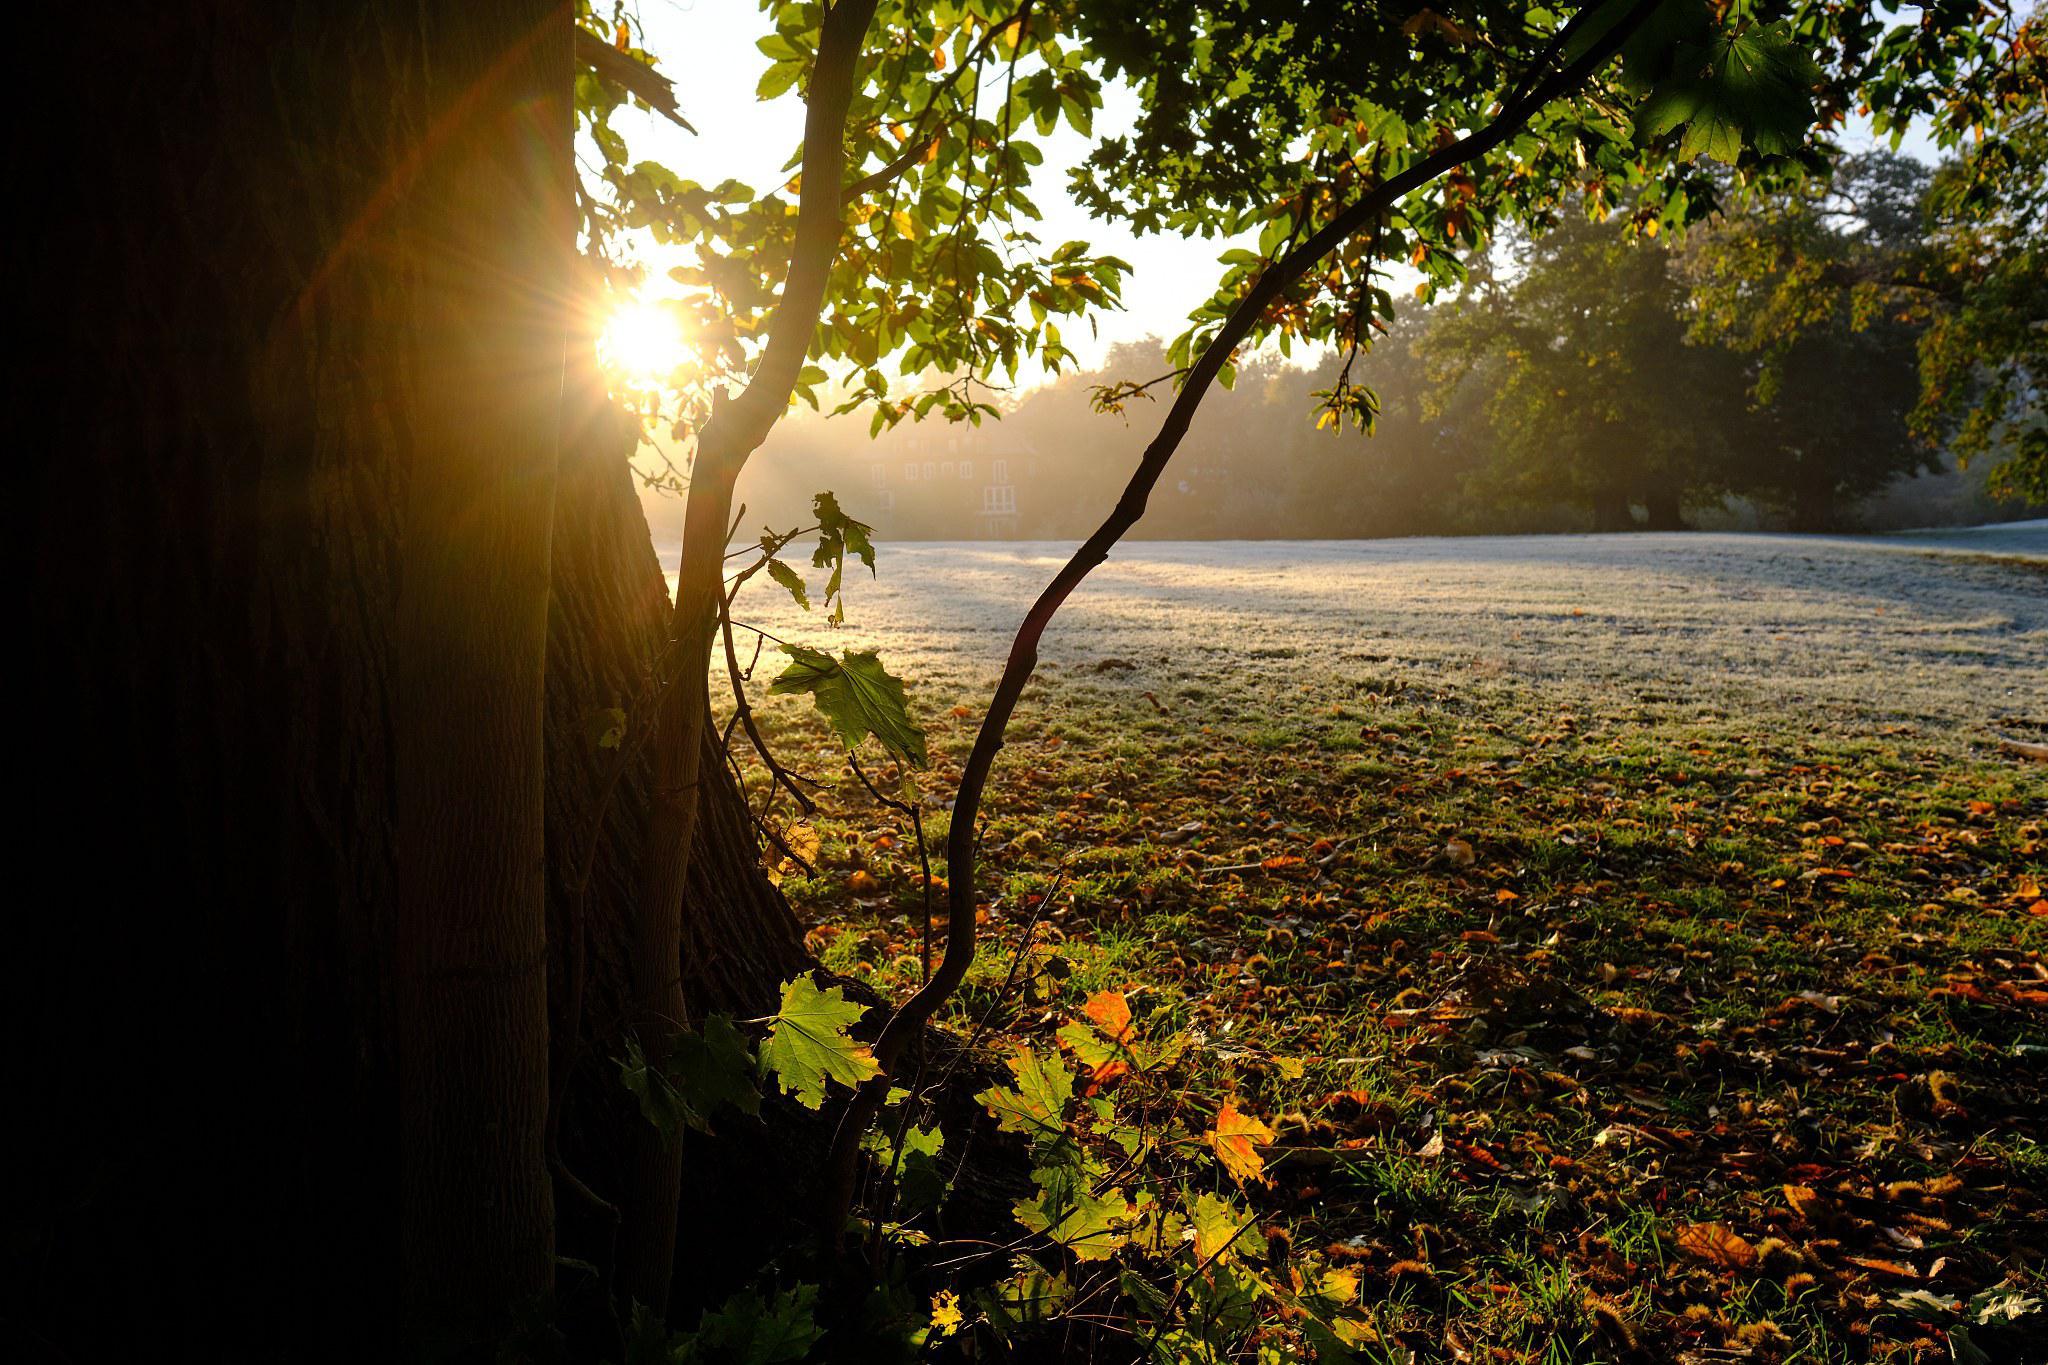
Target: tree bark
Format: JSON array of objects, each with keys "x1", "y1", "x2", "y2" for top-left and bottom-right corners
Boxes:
[
  {"x1": 21, "y1": 4, "x2": 568, "y2": 1355},
  {"x1": 392, "y1": 7, "x2": 571, "y2": 1343}
]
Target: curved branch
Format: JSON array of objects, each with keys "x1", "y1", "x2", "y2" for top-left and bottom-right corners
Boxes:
[{"x1": 822, "y1": 0, "x2": 1670, "y2": 1233}]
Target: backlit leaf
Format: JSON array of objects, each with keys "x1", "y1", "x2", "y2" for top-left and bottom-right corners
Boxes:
[
  {"x1": 1207, "y1": 1101, "x2": 1275, "y2": 1185},
  {"x1": 758, "y1": 973, "x2": 879, "y2": 1109},
  {"x1": 769, "y1": 645, "x2": 928, "y2": 768},
  {"x1": 1675, "y1": 1221, "x2": 1757, "y2": 1269}
]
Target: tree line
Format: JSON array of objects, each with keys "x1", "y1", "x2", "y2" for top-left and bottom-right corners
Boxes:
[{"x1": 743, "y1": 146, "x2": 2041, "y2": 540}]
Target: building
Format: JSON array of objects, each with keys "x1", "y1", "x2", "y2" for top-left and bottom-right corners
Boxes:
[{"x1": 863, "y1": 421, "x2": 1038, "y2": 539}]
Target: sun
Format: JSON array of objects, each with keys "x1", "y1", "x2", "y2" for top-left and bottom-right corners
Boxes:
[{"x1": 597, "y1": 296, "x2": 689, "y2": 389}]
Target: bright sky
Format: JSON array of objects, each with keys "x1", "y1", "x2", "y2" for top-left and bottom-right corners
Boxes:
[{"x1": 611, "y1": 0, "x2": 1264, "y2": 380}]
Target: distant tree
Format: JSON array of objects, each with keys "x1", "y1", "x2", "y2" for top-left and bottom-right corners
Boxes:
[
  {"x1": 1682, "y1": 14, "x2": 2048, "y2": 508},
  {"x1": 1421, "y1": 213, "x2": 1750, "y2": 529}
]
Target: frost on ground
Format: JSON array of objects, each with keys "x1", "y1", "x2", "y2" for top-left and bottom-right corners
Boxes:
[{"x1": 706, "y1": 528, "x2": 2047, "y2": 748}]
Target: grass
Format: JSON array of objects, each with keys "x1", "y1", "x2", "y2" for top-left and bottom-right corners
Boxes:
[{"x1": 721, "y1": 540, "x2": 2045, "y2": 1361}]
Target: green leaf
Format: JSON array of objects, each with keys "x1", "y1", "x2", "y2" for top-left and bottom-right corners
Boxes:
[
  {"x1": 1013, "y1": 1162, "x2": 1130, "y2": 1261},
  {"x1": 765, "y1": 558, "x2": 810, "y2": 610},
  {"x1": 976, "y1": 1045, "x2": 1074, "y2": 1141},
  {"x1": 676, "y1": 1285, "x2": 822, "y2": 1365},
  {"x1": 1188, "y1": 1191, "x2": 1254, "y2": 1264},
  {"x1": 810, "y1": 490, "x2": 877, "y2": 622},
  {"x1": 768, "y1": 646, "x2": 928, "y2": 768},
  {"x1": 863, "y1": 1118, "x2": 949, "y2": 1211},
  {"x1": 757, "y1": 60, "x2": 802, "y2": 102},
  {"x1": 758, "y1": 973, "x2": 880, "y2": 1109},
  {"x1": 586, "y1": 705, "x2": 627, "y2": 751},
  {"x1": 672, "y1": 1013, "x2": 761, "y2": 1121},
  {"x1": 616, "y1": 1014, "x2": 760, "y2": 1141}
]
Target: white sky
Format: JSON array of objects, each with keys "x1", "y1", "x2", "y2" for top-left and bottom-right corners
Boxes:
[
  {"x1": 612, "y1": 0, "x2": 1266, "y2": 380},
  {"x1": 608, "y1": 2, "x2": 1941, "y2": 387}
]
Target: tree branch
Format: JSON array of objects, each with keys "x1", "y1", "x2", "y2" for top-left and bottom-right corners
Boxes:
[
  {"x1": 844, "y1": 5, "x2": 1035, "y2": 199},
  {"x1": 822, "y1": 0, "x2": 1670, "y2": 1236}
]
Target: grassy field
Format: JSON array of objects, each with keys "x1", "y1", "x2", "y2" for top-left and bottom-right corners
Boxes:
[{"x1": 723, "y1": 531, "x2": 2047, "y2": 1362}]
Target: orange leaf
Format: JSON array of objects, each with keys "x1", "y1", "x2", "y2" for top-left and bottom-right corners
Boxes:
[
  {"x1": 1675, "y1": 1222, "x2": 1756, "y2": 1269},
  {"x1": 1082, "y1": 990, "x2": 1133, "y2": 1041},
  {"x1": 1783, "y1": 1185, "x2": 1824, "y2": 1222},
  {"x1": 1843, "y1": 1256, "x2": 1919, "y2": 1279},
  {"x1": 1207, "y1": 1102, "x2": 1274, "y2": 1185}
]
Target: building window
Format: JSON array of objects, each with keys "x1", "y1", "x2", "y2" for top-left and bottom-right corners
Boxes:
[
  {"x1": 875, "y1": 490, "x2": 895, "y2": 513},
  {"x1": 959, "y1": 460, "x2": 973, "y2": 479},
  {"x1": 982, "y1": 485, "x2": 1015, "y2": 514},
  {"x1": 904, "y1": 463, "x2": 918, "y2": 481},
  {"x1": 992, "y1": 458, "x2": 1009, "y2": 485},
  {"x1": 870, "y1": 463, "x2": 886, "y2": 487},
  {"x1": 940, "y1": 461, "x2": 954, "y2": 478},
  {"x1": 923, "y1": 461, "x2": 936, "y2": 482}
]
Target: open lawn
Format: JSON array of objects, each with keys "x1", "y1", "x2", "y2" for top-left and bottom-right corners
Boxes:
[{"x1": 722, "y1": 529, "x2": 2047, "y2": 1362}]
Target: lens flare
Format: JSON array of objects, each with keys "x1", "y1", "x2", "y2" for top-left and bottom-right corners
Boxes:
[{"x1": 597, "y1": 298, "x2": 688, "y2": 389}]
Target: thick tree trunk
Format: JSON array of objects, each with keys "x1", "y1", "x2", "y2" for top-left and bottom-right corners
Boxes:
[
  {"x1": 23, "y1": 5, "x2": 568, "y2": 1356},
  {"x1": 545, "y1": 368, "x2": 811, "y2": 1315},
  {"x1": 393, "y1": 8, "x2": 571, "y2": 1341}
]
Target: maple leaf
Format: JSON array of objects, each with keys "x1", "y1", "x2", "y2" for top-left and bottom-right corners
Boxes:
[
  {"x1": 757, "y1": 973, "x2": 879, "y2": 1109},
  {"x1": 1082, "y1": 989, "x2": 1132, "y2": 1040},
  {"x1": 1013, "y1": 1156, "x2": 1131, "y2": 1261},
  {"x1": 977, "y1": 1046, "x2": 1074, "y2": 1141},
  {"x1": 1207, "y1": 1100, "x2": 1275, "y2": 1185},
  {"x1": 769, "y1": 645, "x2": 927, "y2": 768},
  {"x1": 929, "y1": 1290, "x2": 964, "y2": 1337},
  {"x1": 1188, "y1": 1191, "x2": 1253, "y2": 1263}
]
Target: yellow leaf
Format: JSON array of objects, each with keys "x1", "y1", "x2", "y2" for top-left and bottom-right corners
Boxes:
[
  {"x1": 930, "y1": 1289, "x2": 963, "y2": 1336},
  {"x1": 1207, "y1": 1101, "x2": 1274, "y2": 1185}
]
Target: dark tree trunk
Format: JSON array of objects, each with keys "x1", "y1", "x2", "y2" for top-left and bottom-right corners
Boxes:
[
  {"x1": 1789, "y1": 485, "x2": 1836, "y2": 532},
  {"x1": 1642, "y1": 488, "x2": 1687, "y2": 531},
  {"x1": 21, "y1": 4, "x2": 573, "y2": 1356},
  {"x1": 1592, "y1": 489, "x2": 1636, "y2": 532},
  {"x1": 544, "y1": 360, "x2": 812, "y2": 1315},
  {"x1": 24, "y1": 6, "x2": 812, "y2": 1354}
]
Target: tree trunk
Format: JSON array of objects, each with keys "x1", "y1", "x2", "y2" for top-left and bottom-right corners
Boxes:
[
  {"x1": 1642, "y1": 488, "x2": 1687, "y2": 531},
  {"x1": 1789, "y1": 485, "x2": 1836, "y2": 532},
  {"x1": 23, "y1": 4, "x2": 568, "y2": 1355},
  {"x1": 1592, "y1": 488, "x2": 1636, "y2": 532},
  {"x1": 392, "y1": 7, "x2": 571, "y2": 1342},
  {"x1": 545, "y1": 367, "x2": 811, "y2": 1316}
]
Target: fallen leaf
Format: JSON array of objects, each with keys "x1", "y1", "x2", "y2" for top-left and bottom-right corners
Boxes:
[
  {"x1": 1082, "y1": 990, "x2": 1133, "y2": 1041},
  {"x1": 847, "y1": 869, "x2": 881, "y2": 896},
  {"x1": 1675, "y1": 1222, "x2": 1756, "y2": 1269}
]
